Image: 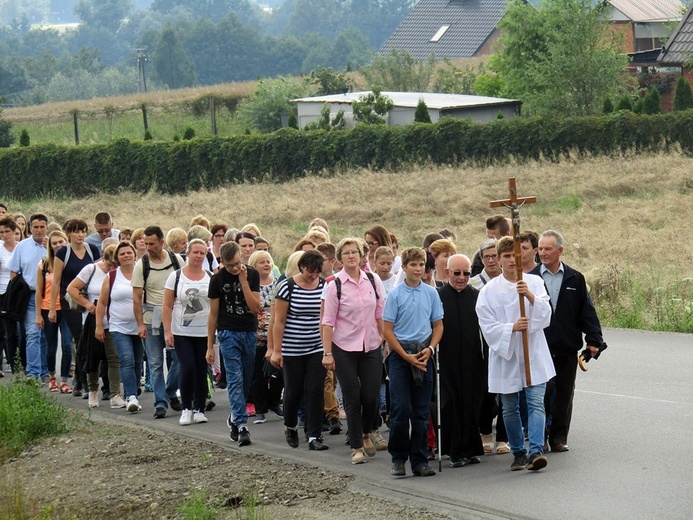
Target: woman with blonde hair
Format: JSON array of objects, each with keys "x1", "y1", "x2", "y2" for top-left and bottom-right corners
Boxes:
[
  {"x1": 293, "y1": 238, "x2": 317, "y2": 252},
  {"x1": 166, "y1": 228, "x2": 188, "y2": 257},
  {"x1": 13, "y1": 213, "x2": 29, "y2": 239},
  {"x1": 428, "y1": 238, "x2": 457, "y2": 287},
  {"x1": 240, "y1": 223, "x2": 261, "y2": 237},
  {"x1": 190, "y1": 215, "x2": 211, "y2": 230},
  {"x1": 130, "y1": 227, "x2": 147, "y2": 260},
  {"x1": 36, "y1": 230, "x2": 73, "y2": 393}
]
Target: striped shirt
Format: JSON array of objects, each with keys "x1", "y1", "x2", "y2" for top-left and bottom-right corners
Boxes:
[{"x1": 276, "y1": 277, "x2": 324, "y2": 357}]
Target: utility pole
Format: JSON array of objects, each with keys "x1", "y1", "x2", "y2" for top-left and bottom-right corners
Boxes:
[{"x1": 134, "y1": 48, "x2": 149, "y2": 93}]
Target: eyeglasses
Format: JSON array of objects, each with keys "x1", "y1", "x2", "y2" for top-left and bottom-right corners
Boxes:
[
  {"x1": 452, "y1": 270, "x2": 471, "y2": 277},
  {"x1": 482, "y1": 254, "x2": 498, "y2": 261},
  {"x1": 366, "y1": 241, "x2": 378, "y2": 247},
  {"x1": 342, "y1": 250, "x2": 360, "y2": 257},
  {"x1": 224, "y1": 261, "x2": 242, "y2": 269},
  {"x1": 213, "y1": 234, "x2": 225, "y2": 239}
]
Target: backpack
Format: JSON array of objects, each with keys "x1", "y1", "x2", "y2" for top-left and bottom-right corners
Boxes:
[
  {"x1": 172, "y1": 268, "x2": 213, "y2": 298},
  {"x1": 107, "y1": 269, "x2": 118, "y2": 320},
  {"x1": 141, "y1": 250, "x2": 181, "y2": 304},
  {"x1": 65, "y1": 263, "x2": 97, "y2": 313},
  {"x1": 286, "y1": 276, "x2": 325, "y2": 298},
  {"x1": 63, "y1": 243, "x2": 95, "y2": 266},
  {"x1": 333, "y1": 271, "x2": 379, "y2": 301},
  {"x1": 0, "y1": 273, "x2": 32, "y2": 321}
]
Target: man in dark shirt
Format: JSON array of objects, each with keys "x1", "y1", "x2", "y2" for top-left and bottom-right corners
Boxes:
[{"x1": 207, "y1": 241, "x2": 260, "y2": 447}]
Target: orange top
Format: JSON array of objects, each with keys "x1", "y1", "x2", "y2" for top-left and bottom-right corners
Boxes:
[{"x1": 40, "y1": 266, "x2": 61, "y2": 311}]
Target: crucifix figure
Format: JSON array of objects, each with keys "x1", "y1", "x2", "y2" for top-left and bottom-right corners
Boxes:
[{"x1": 490, "y1": 177, "x2": 536, "y2": 386}]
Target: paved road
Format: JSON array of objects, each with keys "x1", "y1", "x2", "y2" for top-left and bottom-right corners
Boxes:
[{"x1": 48, "y1": 328, "x2": 692, "y2": 519}]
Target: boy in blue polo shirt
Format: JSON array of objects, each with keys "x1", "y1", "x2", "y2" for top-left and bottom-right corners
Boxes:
[{"x1": 383, "y1": 247, "x2": 444, "y2": 477}]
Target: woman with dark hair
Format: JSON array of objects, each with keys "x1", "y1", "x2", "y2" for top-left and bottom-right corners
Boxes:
[
  {"x1": 96, "y1": 242, "x2": 142, "y2": 413},
  {"x1": 271, "y1": 250, "x2": 328, "y2": 451},
  {"x1": 235, "y1": 231, "x2": 256, "y2": 265},
  {"x1": 211, "y1": 224, "x2": 228, "y2": 264},
  {"x1": 0, "y1": 216, "x2": 20, "y2": 373},
  {"x1": 49, "y1": 218, "x2": 101, "y2": 397},
  {"x1": 365, "y1": 225, "x2": 401, "y2": 273}
]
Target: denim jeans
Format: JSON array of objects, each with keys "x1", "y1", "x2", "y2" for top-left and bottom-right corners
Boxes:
[
  {"x1": 146, "y1": 323, "x2": 180, "y2": 410},
  {"x1": 218, "y1": 329, "x2": 256, "y2": 427},
  {"x1": 387, "y1": 352, "x2": 434, "y2": 472},
  {"x1": 24, "y1": 297, "x2": 46, "y2": 379},
  {"x1": 500, "y1": 383, "x2": 547, "y2": 456},
  {"x1": 42, "y1": 309, "x2": 72, "y2": 380},
  {"x1": 111, "y1": 331, "x2": 144, "y2": 399}
]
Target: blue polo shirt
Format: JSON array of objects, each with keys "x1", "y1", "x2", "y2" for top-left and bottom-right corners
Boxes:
[
  {"x1": 7, "y1": 237, "x2": 47, "y2": 290},
  {"x1": 383, "y1": 280, "x2": 444, "y2": 343}
]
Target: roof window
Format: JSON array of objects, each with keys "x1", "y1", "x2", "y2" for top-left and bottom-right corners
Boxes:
[{"x1": 430, "y1": 25, "x2": 450, "y2": 42}]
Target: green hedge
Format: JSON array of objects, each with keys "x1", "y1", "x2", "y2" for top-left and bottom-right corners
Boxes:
[{"x1": 1, "y1": 111, "x2": 692, "y2": 199}]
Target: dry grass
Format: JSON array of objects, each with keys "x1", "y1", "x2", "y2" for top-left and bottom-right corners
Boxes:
[
  {"x1": 7, "y1": 150, "x2": 693, "y2": 330},
  {"x1": 3, "y1": 81, "x2": 257, "y2": 123}
]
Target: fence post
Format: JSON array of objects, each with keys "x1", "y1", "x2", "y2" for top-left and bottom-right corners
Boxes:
[
  {"x1": 141, "y1": 103, "x2": 149, "y2": 132},
  {"x1": 70, "y1": 109, "x2": 79, "y2": 145},
  {"x1": 210, "y1": 96, "x2": 217, "y2": 136}
]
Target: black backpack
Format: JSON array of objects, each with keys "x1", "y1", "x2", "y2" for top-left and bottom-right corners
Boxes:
[
  {"x1": 141, "y1": 250, "x2": 181, "y2": 304},
  {"x1": 333, "y1": 272, "x2": 380, "y2": 301},
  {"x1": 0, "y1": 273, "x2": 32, "y2": 321}
]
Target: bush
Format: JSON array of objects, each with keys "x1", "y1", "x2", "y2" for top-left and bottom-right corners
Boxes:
[
  {"x1": 19, "y1": 129, "x2": 30, "y2": 146},
  {"x1": 183, "y1": 127, "x2": 196, "y2": 140},
  {"x1": 414, "y1": 99, "x2": 432, "y2": 123},
  {"x1": 0, "y1": 106, "x2": 12, "y2": 148},
  {"x1": 642, "y1": 87, "x2": 661, "y2": 115},
  {"x1": 144, "y1": 129, "x2": 153, "y2": 140},
  {"x1": 2, "y1": 111, "x2": 693, "y2": 199},
  {"x1": 603, "y1": 97, "x2": 614, "y2": 114},
  {"x1": 673, "y1": 76, "x2": 693, "y2": 111},
  {"x1": 615, "y1": 95, "x2": 633, "y2": 111}
]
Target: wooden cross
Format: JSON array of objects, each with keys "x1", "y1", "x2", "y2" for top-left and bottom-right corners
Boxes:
[{"x1": 490, "y1": 177, "x2": 537, "y2": 386}]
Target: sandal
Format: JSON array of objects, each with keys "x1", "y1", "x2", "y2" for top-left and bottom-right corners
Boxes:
[
  {"x1": 496, "y1": 441, "x2": 511, "y2": 454},
  {"x1": 59, "y1": 382, "x2": 73, "y2": 394},
  {"x1": 48, "y1": 376, "x2": 59, "y2": 392},
  {"x1": 481, "y1": 434, "x2": 494, "y2": 454}
]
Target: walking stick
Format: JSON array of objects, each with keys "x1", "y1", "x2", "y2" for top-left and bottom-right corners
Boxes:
[{"x1": 435, "y1": 347, "x2": 442, "y2": 473}]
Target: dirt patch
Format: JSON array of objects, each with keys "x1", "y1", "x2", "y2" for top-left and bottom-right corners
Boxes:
[{"x1": 1, "y1": 418, "x2": 448, "y2": 519}]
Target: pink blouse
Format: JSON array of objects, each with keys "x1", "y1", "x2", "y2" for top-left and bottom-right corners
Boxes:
[{"x1": 322, "y1": 269, "x2": 384, "y2": 352}]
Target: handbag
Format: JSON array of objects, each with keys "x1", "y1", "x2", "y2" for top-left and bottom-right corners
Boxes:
[{"x1": 66, "y1": 264, "x2": 97, "y2": 313}]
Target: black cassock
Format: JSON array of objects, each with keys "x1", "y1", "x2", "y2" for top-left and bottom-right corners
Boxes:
[{"x1": 437, "y1": 284, "x2": 486, "y2": 459}]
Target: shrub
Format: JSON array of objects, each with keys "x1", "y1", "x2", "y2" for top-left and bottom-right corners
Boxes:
[
  {"x1": 603, "y1": 97, "x2": 614, "y2": 114},
  {"x1": 615, "y1": 95, "x2": 633, "y2": 111},
  {"x1": 183, "y1": 127, "x2": 196, "y2": 140},
  {"x1": 144, "y1": 130, "x2": 153, "y2": 140},
  {"x1": 642, "y1": 87, "x2": 661, "y2": 115},
  {"x1": 414, "y1": 99, "x2": 432, "y2": 123},
  {"x1": 673, "y1": 76, "x2": 693, "y2": 111},
  {"x1": 19, "y1": 129, "x2": 30, "y2": 146}
]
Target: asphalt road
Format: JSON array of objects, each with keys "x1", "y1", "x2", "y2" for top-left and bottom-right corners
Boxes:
[{"x1": 47, "y1": 328, "x2": 693, "y2": 519}]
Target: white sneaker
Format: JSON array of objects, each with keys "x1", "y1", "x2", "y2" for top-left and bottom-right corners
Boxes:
[
  {"x1": 88, "y1": 391, "x2": 100, "y2": 408},
  {"x1": 126, "y1": 396, "x2": 142, "y2": 413},
  {"x1": 110, "y1": 395, "x2": 127, "y2": 409},
  {"x1": 193, "y1": 411, "x2": 208, "y2": 424},
  {"x1": 179, "y1": 409, "x2": 193, "y2": 426}
]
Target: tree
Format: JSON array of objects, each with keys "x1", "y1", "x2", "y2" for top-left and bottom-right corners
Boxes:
[
  {"x1": 152, "y1": 26, "x2": 196, "y2": 89},
  {"x1": 615, "y1": 94, "x2": 633, "y2": 111},
  {"x1": 74, "y1": 0, "x2": 133, "y2": 32},
  {"x1": 304, "y1": 103, "x2": 346, "y2": 131},
  {"x1": 493, "y1": 0, "x2": 627, "y2": 116},
  {"x1": 237, "y1": 75, "x2": 311, "y2": 133},
  {"x1": 433, "y1": 58, "x2": 478, "y2": 94},
  {"x1": 352, "y1": 88, "x2": 393, "y2": 125},
  {"x1": 0, "y1": 104, "x2": 13, "y2": 148},
  {"x1": 642, "y1": 87, "x2": 662, "y2": 115},
  {"x1": 603, "y1": 97, "x2": 614, "y2": 114},
  {"x1": 309, "y1": 67, "x2": 352, "y2": 95},
  {"x1": 414, "y1": 98, "x2": 431, "y2": 123},
  {"x1": 19, "y1": 129, "x2": 30, "y2": 146},
  {"x1": 673, "y1": 76, "x2": 693, "y2": 111},
  {"x1": 362, "y1": 49, "x2": 436, "y2": 92}
]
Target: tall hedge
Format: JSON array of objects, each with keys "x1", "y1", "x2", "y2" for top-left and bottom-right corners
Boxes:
[{"x1": 1, "y1": 111, "x2": 692, "y2": 200}]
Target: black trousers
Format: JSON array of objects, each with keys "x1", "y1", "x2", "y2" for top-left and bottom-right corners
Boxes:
[
  {"x1": 174, "y1": 335, "x2": 209, "y2": 412},
  {"x1": 479, "y1": 391, "x2": 508, "y2": 442},
  {"x1": 60, "y1": 297, "x2": 86, "y2": 386},
  {"x1": 283, "y1": 352, "x2": 325, "y2": 439},
  {"x1": 548, "y1": 354, "x2": 577, "y2": 446},
  {"x1": 251, "y1": 340, "x2": 283, "y2": 414},
  {"x1": 333, "y1": 344, "x2": 382, "y2": 449}
]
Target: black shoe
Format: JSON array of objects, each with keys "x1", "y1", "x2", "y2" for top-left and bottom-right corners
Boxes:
[
  {"x1": 227, "y1": 416, "x2": 239, "y2": 442},
  {"x1": 238, "y1": 427, "x2": 251, "y2": 446},
  {"x1": 427, "y1": 448, "x2": 436, "y2": 461},
  {"x1": 329, "y1": 418, "x2": 342, "y2": 435},
  {"x1": 217, "y1": 378, "x2": 227, "y2": 390},
  {"x1": 413, "y1": 465, "x2": 436, "y2": 477},
  {"x1": 72, "y1": 383, "x2": 82, "y2": 397},
  {"x1": 449, "y1": 456, "x2": 481, "y2": 468},
  {"x1": 169, "y1": 396, "x2": 182, "y2": 411},
  {"x1": 285, "y1": 427, "x2": 299, "y2": 448},
  {"x1": 308, "y1": 438, "x2": 329, "y2": 451},
  {"x1": 205, "y1": 400, "x2": 215, "y2": 412},
  {"x1": 526, "y1": 452, "x2": 548, "y2": 471},
  {"x1": 511, "y1": 452, "x2": 528, "y2": 471},
  {"x1": 137, "y1": 387, "x2": 142, "y2": 396},
  {"x1": 269, "y1": 405, "x2": 284, "y2": 418},
  {"x1": 153, "y1": 407, "x2": 166, "y2": 419},
  {"x1": 101, "y1": 391, "x2": 111, "y2": 401},
  {"x1": 391, "y1": 463, "x2": 406, "y2": 476},
  {"x1": 551, "y1": 443, "x2": 569, "y2": 453}
]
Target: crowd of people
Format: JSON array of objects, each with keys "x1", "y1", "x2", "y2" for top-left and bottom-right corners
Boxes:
[{"x1": 0, "y1": 205, "x2": 606, "y2": 476}]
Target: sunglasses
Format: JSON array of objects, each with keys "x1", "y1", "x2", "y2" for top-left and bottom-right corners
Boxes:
[{"x1": 452, "y1": 270, "x2": 471, "y2": 277}]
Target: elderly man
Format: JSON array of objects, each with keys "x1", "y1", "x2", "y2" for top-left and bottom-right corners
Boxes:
[
  {"x1": 437, "y1": 254, "x2": 486, "y2": 468},
  {"x1": 470, "y1": 239, "x2": 502, "y2": 290},
  {"x1": 531, "y1": 230, "x2": 604, "y2": 453}
]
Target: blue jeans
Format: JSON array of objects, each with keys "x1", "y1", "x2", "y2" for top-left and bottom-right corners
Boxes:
[
  {"x1": 146, "y1": 323, "x2": 180, "y2": 410},
  {"x1": 218, "y1": 330, "x2": 256, "y2": 427},
  {"x1": 387, "y1": 352, "x2": 434, "y2": 471},
  {"x1": 500, "y1": 383, "x2": 547, "y2": 456},
  {"x1": 24, "y1": 298, "x2": 46, "y2": 379},
  {"x1": 42, "y1": 309, "x2": 72, "y2": 379},
  {"x1": 111, "y1": 332, "x2": 144, "y2": 400}
]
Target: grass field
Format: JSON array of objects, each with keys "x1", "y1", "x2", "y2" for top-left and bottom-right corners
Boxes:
[{"x1": 7, "y1": 150, "x2": 693, "y2": 332}]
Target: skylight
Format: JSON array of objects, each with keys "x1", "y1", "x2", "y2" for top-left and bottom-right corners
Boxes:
[{"x1": 430, "y1": 25, "x2": 450, "y2": 42}]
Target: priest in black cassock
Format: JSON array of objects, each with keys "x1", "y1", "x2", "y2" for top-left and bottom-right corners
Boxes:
[{"x1": 437, "y1": 254, "x2": 486, "y2": 467}]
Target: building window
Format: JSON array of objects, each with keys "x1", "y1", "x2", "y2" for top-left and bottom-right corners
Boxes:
[{"x1": 431, "y1": 25, "x2": 450, "y2": 42}]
